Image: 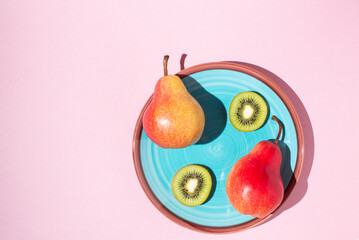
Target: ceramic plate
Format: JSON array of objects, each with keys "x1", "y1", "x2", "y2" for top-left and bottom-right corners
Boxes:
[{"x1": 132, "y1": 62, "x2": 304, "y2": 233}]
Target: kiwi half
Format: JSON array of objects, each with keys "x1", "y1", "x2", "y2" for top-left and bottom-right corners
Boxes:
[
  {"x1": 229, "y1": 91, "x2": 268, "y2": 132},
  {"x1": 171, "y1": 164, "x2": 212, "y2": 207}
]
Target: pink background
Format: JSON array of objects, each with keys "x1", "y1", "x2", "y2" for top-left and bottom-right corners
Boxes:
[{"x1": 1, "y1": 0, "x2": 359, "y2": 239}]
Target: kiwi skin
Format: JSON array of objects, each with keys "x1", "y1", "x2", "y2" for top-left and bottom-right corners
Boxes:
[
  {"x1": 229, "y1": 91, "x2": 269, "y2": 132},
  {"x1": 171, "y1": 164, "x2": 212, "y2": 207}
]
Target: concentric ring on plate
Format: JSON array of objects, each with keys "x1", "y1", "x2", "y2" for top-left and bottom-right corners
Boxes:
[{"x1": 132, "y1": 62, "x2": 304, "y2": 233}]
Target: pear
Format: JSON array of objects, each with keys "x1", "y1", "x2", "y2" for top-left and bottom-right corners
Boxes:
[
  {"x1": 226, "y1": 116, "x2": 284, "y2": 218},
  {"x1": 142, "y1": 55, "x2": 205, "y2": 149}
]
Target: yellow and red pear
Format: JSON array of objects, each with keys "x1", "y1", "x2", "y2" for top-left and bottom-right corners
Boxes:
[
  {"x1": 226, "y1": 116, "x2": 284, "y2": 218},
  {"x1": 142, "y1": 56, "x2": 205, "y2": 149}
]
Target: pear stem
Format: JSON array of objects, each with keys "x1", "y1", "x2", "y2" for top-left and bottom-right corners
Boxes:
[
  {"x1": 272, "y1": 115, "x2": 282, "y2": 144},
  {"x1": 163, "y1": 55, "x2": 169, "y2": 76}
]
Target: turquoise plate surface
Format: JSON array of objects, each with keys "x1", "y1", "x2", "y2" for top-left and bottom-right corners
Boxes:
[{"x1": 138, "y1": 68, "x2": 298, "y2": 228}]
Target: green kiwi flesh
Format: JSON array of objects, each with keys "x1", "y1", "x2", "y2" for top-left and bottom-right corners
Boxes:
[
  {"x1": 229, "y1": 91, "x2": 268, "y2": 132},
  {"x1": 171, "y1": 164, "x2": 212, "y2": 207}
]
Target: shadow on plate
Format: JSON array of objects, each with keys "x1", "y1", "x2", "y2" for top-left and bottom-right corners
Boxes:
[{"x1": 269, "y1": 117, "x2": 293, "y2": 190}]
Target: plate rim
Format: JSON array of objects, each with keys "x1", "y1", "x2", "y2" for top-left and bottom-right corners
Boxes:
[{"x1": 132, "y1": 61, "x2": 304, "y2": 234}]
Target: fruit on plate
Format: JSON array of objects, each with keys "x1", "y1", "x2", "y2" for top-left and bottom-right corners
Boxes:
[
  {"x1": 142, "y1": 55, "x2": 205, "y2": 148},
  {"x1": 226, "y1": 116, "x2": 284, "y2": 218},
  {"x1": 172, "y1": 164, "x2": 212, "y2": 207},
  {"x1": 229, "y1": 91, "x2": 268, "y2": 132}
]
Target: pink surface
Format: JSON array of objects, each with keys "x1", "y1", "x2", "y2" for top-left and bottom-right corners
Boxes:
[{"x1": 0, "y1": 1, "x2": 358, "y2": 239}]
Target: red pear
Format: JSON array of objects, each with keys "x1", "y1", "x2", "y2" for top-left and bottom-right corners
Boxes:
[
  {"x1": 226, "y1": 116, "x2": 284, "y2": 218},
  {"x1": 143, "y1": 56, "x2": 205, "y2": 148}
]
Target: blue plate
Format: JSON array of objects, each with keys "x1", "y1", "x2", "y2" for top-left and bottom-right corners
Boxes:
[{"x1": 134, "y1": 63, "x2": 302, "y2": 232}]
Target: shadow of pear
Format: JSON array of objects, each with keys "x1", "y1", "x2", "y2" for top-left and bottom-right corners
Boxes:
[
  {"x1": 278, "y1": 141, "x2": 292, "y2": 190},
  {"x1": 268, "y1": 118, "x2": 293, "y2": 191},
  {"x1": 268, "y1": 138, "x2": 292, "y2": 190},
  {"x1": 177, "y1": 74, "x2": 227, "y2": 144}
]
